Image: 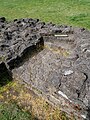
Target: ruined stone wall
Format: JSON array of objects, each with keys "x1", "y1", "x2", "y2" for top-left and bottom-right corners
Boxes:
[{"x1": 0, "y1": 17, "x2": 90, "y2": 119}]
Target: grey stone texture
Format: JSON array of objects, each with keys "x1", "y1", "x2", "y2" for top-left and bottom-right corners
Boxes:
[{"x1": 0, "y1": 17, "x2": 90, "y2": 119}]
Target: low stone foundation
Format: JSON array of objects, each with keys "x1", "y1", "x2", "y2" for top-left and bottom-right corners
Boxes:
[{"x1": 0, "y1": 17, "x2": 90, "y2": 119}]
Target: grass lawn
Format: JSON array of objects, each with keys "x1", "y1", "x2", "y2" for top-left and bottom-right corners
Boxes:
[
  {"x1": 0, "y1": 102, "x2": 34, "y2": 120},
  {"x1": 0, "y1": 81, "x2": 72, "y2": 120},
  {"x1": 0, "y1": 0, "x2": 90, "y2": 29}
]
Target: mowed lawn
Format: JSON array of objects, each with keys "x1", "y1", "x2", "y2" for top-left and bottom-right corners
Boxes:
[{"x1": 0, "y1": 0, "x2": 90, "y2": 29}]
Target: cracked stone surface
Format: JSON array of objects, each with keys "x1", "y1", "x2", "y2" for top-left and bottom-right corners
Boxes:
[
  {"x1": 0, "y1": 17, "x2": 90, "y2": 119},
  {"x1": 0, "y1": 17, "x2": 44, "y2": 69}
]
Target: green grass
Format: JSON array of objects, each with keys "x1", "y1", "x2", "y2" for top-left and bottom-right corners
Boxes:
[
  {"x1": 0, "y1": 102, "x2": 37, "y2": 120},
  {"x1": 0, "y1": 0, "x2": 90, "y2": 29},
  {"x1": 0, "y1": 80, "x2": 74, "y2": 120}
]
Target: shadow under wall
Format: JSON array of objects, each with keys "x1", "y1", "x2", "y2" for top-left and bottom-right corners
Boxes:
[
  {"x1": 7, "y1": 37, "x2": 44, "y2": 70},
  {"x1": 0, "y1": 62, "x2": 12, "y2": 86}
]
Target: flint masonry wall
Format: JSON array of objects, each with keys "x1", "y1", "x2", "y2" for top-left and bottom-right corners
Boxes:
[
  {"x1": 0, "y1": 17, "x2": 90, "y2": 119},
  {"x1": 0, "y1": 17, "x2": 44, "y2": 70}
]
